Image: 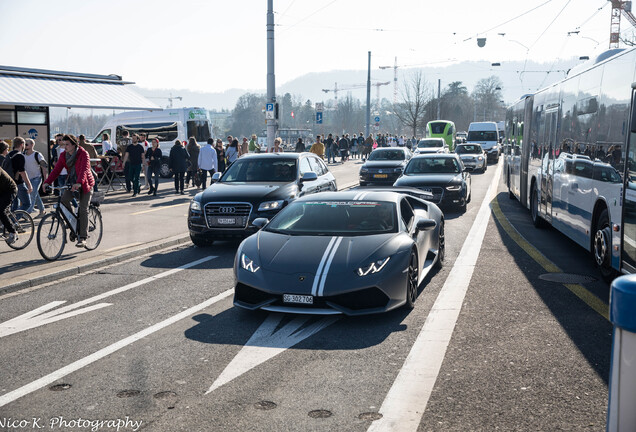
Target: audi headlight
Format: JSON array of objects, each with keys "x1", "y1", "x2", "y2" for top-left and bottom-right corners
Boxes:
[
  {"x1": 446, "y1": 185, "x2": 462, "y2": 191},
  {"x1": 258, "y1": 200, "x2": 284, "y2": 211},
  {"x1": 357, "y1": 257, "x2": 390, "y2": 276},
  {"x1": 190, "y1": 200, "x2": 202, "y2": 211},
  {"x1": 240, "y1": 253, "x2": 260, "y2": 273}
]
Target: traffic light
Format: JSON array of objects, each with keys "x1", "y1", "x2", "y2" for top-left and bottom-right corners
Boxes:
[{"x1": 275, "y1": 103, "x2": 279, "y2": 120}]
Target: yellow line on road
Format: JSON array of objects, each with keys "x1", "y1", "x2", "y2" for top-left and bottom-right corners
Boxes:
[
  {"x1": 130, "y1": 203, "x2": 188, "y2": 216},
  {"x1": 490, "y1": 196, "x2": 609, "y2": 321}
]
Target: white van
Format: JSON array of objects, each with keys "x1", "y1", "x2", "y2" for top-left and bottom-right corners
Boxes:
[
  {"x1": 467, "y1": 121, "x2": 500, "y2": 163},
  {"x1": 92, "y1": 107, "x2": 212, "y2": 177}
]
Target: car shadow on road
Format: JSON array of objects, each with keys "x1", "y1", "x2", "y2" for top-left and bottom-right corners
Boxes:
[{"x1": 184, "y1": 305, "x2": 410, "y2": 351}]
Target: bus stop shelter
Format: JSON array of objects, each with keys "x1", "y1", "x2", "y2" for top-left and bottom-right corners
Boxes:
[{"x1": 0, "y1": 65, "x2": 159, "y2": 165}]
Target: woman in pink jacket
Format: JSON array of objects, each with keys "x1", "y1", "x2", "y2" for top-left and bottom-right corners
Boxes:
[{"x1": 43, "y1": 134, "x2": 95, "y2": 248}]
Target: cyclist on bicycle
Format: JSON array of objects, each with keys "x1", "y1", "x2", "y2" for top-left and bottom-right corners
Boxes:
[
  {"x1": 0, "y1": 164, "x2": 18, "y2": 243},
  {"x1": 43, "y1": 134, "x2": 94, "y2": 248}
]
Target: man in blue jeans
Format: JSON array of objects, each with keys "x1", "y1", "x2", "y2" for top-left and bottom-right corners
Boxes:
[{"x1": 8, "y1": 137, "x2": 33, "y2": 212}]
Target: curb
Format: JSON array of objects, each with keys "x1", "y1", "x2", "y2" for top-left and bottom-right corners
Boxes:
[{"x1": 1, "y1": 234, "x2": 191, "y2": 296}]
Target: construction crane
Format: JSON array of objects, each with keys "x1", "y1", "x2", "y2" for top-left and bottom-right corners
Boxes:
[
  {"x1": 609, "y1": 0, "x2": 636, "y2": 48},
  {"x1": 147, "y1": 92, "x2": 183, "y2": 108},
  {"x1": 379, "y1": 56, "x2": 399, "y2": 104},
  {"x1": 322, "y1": 81, "x2": 390, "y2": 107}
]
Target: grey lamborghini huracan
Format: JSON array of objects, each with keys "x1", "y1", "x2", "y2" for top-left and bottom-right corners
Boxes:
[{"x1": 233, "y1": 190, "x2": 444, "y2": 315}]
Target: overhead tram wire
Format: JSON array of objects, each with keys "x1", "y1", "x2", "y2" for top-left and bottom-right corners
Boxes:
[
  {"x1": 528, "y1": 0, "x2": 573, "y2": 50},
  {"x1": 480, "y1": 0, "x2": 555, "y2": 35},
  {"x1": 575, "y1": 1, "x2": 610, "y2": 31},
  {"x1": 278, "y1": 0, "x2": 339, "y2": 34}
]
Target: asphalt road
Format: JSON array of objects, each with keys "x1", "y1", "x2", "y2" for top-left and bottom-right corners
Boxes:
[{"x1": 0, "y1": 157, "x2": 611, "y2": 431}]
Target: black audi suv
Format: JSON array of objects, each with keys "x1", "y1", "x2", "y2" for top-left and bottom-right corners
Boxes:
[{"x1": 188, "y1": 153, "x2": 337, "y2": 246}]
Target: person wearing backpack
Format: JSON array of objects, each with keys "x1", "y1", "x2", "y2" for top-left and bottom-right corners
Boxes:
[
  {"x1": 23, "y1": 138, "x2": 47, "y2": 217},
  {"x1": 8, "y1": 137, "x2": 33, "y2": 212}
]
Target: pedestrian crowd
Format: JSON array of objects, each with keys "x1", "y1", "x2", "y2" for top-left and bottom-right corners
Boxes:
[{"x1": 0, "y1": 130, "x2": 418, "y2": 244}]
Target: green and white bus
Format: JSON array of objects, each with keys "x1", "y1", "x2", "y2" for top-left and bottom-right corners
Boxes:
[{"x1": 426, "y1": 120, "x2": 456, "y2": 151}]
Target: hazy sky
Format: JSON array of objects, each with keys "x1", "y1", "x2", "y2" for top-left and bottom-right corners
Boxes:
[{"x1": 0, "y1": 0, "x2": 619, "y2": 94}]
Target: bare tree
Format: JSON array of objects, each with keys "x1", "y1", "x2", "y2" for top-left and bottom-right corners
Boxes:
[
  {"x1": 393, "y1": 71, "x2": 431, "y2": 137},
  {"x1": 472, "y1": 76, "x2": 503, "y2": 121}
]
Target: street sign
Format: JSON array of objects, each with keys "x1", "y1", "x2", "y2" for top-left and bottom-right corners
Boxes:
[
  {"x1": 265, "y1": 103, "x2": 274, "y2": 120},
  {"x1": 374, "y1": 116, "x2": 380, "y2": 123},
  {"x1": 316, "y1": 102, "x2": 324, "y2": 112},
  {"x1": 316, "y1": 112, "x2": 323, "y2": 124}
]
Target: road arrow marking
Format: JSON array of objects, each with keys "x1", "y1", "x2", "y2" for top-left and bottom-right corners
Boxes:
[
  {"x1": 0, "y1": 255, "x2": 217, "y2": 338},
  {"x1": 206, "y1": 314, "x2": 339, "y2": 394}
]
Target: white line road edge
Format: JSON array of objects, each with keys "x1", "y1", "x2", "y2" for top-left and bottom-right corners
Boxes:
[
  {"x1": 368, "y1": 161, "x2": 502, "y2": 432},
  {"x1": 0, "y1": 256, "x2": 218, "y2": 338}
]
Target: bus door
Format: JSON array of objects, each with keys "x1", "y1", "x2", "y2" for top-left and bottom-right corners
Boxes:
[
  {"x1": 621, "y1": 86, "x2": 636, "y2": 273},
  {"x1": 540, "y1": 108, "x2": 558, "y2": 220}
]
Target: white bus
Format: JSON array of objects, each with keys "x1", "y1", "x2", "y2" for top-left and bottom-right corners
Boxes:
[
  {"x1": 93, "y1": 107, "x2": 212, "y2": 177},
  {"x1": 504, "y1": 47, "x2": 636, "y2": 280}
]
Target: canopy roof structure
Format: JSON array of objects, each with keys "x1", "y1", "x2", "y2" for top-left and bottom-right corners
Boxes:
[{"x1": 0, "y1": 66, "x2": 160, "y2": 110}]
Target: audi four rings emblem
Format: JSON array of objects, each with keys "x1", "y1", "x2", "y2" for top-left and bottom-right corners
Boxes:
[{"x1": 219, "y1": 207, "x2": 236, "y2": 214}]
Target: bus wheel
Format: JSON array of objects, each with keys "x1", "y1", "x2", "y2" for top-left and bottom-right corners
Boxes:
[
  {"x1": 593, "y1": 209, "x2": 617, "y2": 282},
  {"x1": 530, "y1": 187, "x2": 545, "y2": 228}
]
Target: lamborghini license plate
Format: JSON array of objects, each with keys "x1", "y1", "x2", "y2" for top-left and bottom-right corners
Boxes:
[{"x1": 283, "y1": 294, "x2": 314, "y2": 304}]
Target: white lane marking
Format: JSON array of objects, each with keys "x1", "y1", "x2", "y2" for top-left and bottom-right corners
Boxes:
[
  {"x1": 0, "y1": 288, "x2": 233, "y2": 408},
  {"x1": 311, "y1": 237, "x2": 337, "y2": 296},
  {"x1": 206, "y1": 314, "x2": 339, "y2": 394},
  {"x1": 0, "y1": 256, "x2": 217, "y2": 339},
  {"x1": 317, "y1": 236, "x2": 343, "y2": 296},
  {"x1": 368, "y1": 161, "x2": 502, "y2": 432}
]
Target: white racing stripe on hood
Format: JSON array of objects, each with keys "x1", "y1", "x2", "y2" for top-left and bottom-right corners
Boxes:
[
  {"x1": 317, "y1": 236, "x2": 343, "y2": 297},
  {"x1": 311, "y1": 236, "x2": 338, "y2": 296}
]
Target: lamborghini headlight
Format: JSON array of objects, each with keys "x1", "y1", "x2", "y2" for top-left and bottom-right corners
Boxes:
[
  {"x1": 240, "y1": 253, "x2": 260, "y2": 273},
  {"x1": 357, "y1": 257, "x2": 390, "y2": 276}
]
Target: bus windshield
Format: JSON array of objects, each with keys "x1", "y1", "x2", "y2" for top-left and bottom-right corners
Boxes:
[{"x1": 187, "y1": 120, "x2": 211, "y2": 142}]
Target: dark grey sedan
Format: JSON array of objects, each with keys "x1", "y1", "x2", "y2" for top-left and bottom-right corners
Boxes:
[
  {"x1": 393, "y1": 153, "x2": 471, "y2": 212},
  {"x1": 359, "y1": 147, "x2": 412, "y2": 186}
]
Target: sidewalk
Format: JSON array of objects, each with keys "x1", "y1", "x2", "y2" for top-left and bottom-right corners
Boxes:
[{"x1": 1, "y1": 161, "x2": 360, "y2": 295}]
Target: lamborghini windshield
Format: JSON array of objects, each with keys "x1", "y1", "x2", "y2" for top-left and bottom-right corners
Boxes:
[{"x1": 265, "y1": 201, "x2": 397, "y2": 235}]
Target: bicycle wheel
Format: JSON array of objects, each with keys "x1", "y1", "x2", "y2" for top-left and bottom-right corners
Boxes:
[
  {"x1": 37, "y1": 213, "x2": 66, "y2": 261},
  {"x1": 7, "y1": 210, "x2": 34, "y2": 250},
  {"x1": 84, "y1": 206, "x2": 103, "y2": 250}
]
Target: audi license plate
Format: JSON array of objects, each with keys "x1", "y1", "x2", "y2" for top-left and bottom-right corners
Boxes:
[
  {"x1": 283, "y1": 294, "x2": 313, "y2": 304},
  {"x1": 217, "y1": 217, "x2": 236, "y2": 225},
  {"x1": 373, "y1": 174, "x2": 388, "y2": 179}
]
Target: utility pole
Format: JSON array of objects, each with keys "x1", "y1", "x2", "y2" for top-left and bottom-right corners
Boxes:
[
  {"x1": 266, "y1": 0, "x2": 276, "y2": 152},
  {"x1": 366, "y1": 52, "x2": 371, "y2": 139},
  {"x1": 437, "y1": 79, "x2": 441, "y2": 120}
]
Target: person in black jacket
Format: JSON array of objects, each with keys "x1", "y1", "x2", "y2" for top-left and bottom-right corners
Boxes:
[
  {"x1": 168, "y1": 140, "x2": 189, "y2": 194},
  {"x1": 295, "y1": 137, "x2": 305, "y2": 153},
  {"x1": 145, "y1": 138, "x2": 163, "y2": 196}
]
